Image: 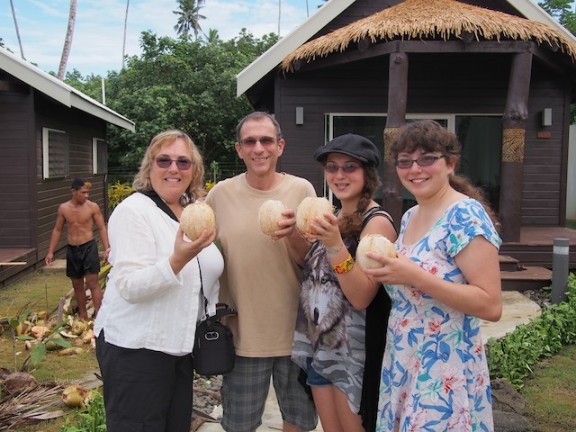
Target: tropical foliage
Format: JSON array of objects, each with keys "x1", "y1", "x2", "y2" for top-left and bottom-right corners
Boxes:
[
  {"x1": 66, "y1": 29, "x2": 278, "y2": 182},
  {"x1": 173, "y1": 0, "x2": 206, "y2": 40}
]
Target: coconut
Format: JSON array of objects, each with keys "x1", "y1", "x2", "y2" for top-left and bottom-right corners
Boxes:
[
  {"x1": 258, "y1": 200, "x2": 287, "y2": 236},
  {"x1": 356, "y1": 234, "x2": 396, "y2": 269},
  {"x1": 71, "y1": 320, "x2": 87, "y2": 336},
  {"x1": 30, "y1": 325, "x2": 49, "y2": 340},
  {"x1": 62, "y1": 385, "x2": 91, "y2": 408},
  {"x1": 296, "y1": 197, "x2": 333, "y2": 235},
  {"x1": 58, "y1": 347, "x2": 84, "y2": 356},
  {"x1": 3, "y1": 372, "x2": 38, "y2": 396},
  {"x1": 180, "y1": 201, "x2": 216, "y2": 241}
]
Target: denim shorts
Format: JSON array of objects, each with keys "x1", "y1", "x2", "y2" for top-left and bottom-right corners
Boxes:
[{"x1": 306, "y1": 357, "x2": 331, "y2": 387}]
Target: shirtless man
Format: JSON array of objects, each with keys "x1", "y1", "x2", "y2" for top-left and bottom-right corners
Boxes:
[{"x1": 46, "y1": 178, "x2": 111, "y2": 320}]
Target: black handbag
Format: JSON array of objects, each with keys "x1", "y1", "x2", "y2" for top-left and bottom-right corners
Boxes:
[{"x1": 193, "y1": 260, "x2": 237, "y2": 376}]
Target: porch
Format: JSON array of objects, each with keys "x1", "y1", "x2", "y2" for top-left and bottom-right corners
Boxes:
[
  {"x1": 0, "y1": 248, "x2": 38, "y2": 288},
  {"x1": 499, "y1": 227, "x2": 576, "y2": 291},
  {"x1": 500, "y1": 227, "x2": 576, "y2": 270}
]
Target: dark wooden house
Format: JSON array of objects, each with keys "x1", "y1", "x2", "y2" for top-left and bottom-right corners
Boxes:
[
  {"x1": 0, "y1": 47, "x2": 135, "y2": 286},
  {"x1": 237, "y1": 0, "x2": 576, "y2": 270}
]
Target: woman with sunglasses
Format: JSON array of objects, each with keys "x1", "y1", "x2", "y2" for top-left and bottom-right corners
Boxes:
[
  {"x1": 362, "y1": 120, "x2": 502, "y2": 432},
  {"x1": 292, "y1": 133, "x2": 397, "y2": 432},
  {"x1": 94, "y1": 130, "x2": 223, "y2": 432}
]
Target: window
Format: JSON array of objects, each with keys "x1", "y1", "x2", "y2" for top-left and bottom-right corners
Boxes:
[
  {"x1": 325, "y1": 113, "x2": 502, "y2": 211},
  {"x1": 42, "y1": 128, "x2": 68, "y2": 179},
  {"x1": 93, "y1": 138, "x2": 108, "y2": 174}
]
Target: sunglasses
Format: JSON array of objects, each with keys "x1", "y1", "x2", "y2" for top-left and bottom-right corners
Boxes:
[
  {"x1": 239, "y1": 136, "x2": 277, "y2": 146},
  {"x1": 395, "y1": 154, "x2": 443, "y2": 169},
  {"x1": 324, "y1": 162, "x2": 362, "y2": 174},
  {"x1": 155, "y1": 156, "x2": 193, "y2": 170}
]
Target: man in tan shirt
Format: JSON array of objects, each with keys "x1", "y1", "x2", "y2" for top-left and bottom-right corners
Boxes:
[
  {"x1": 206, "y1": 112, "x2": 317, "y2": 432},
  {"x1": 46, "y1": 178, "x2": 110, "y2": 320}
]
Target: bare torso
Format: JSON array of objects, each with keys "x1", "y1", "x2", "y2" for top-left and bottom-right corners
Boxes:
[{"x1": 60, "y1": 200, "x2": 99, "y2": 245}]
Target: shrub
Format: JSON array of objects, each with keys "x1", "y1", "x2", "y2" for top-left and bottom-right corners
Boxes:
[
  {"x1": 108, "y1": 181, "x2": 133, "y2": 210},
  {"x1": 486, "y1": 273, "x2": 576, "y2": 388}
]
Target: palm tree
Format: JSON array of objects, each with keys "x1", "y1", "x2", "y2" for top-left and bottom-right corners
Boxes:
[
  {"x1": 9, "y1": 0, "x2": 25, "y2": 59},
  {"x1": 173, "y1": 0, "x2": 206, "y2": 40},
  {"x1": 204, "y1": 28, "x2": 220, "y2": 44},
  {"x1": 122, "y1": 0, "x2": 130, "y2": 69},
  {"x1": 57, "y1": 0, "x2": 77, "y2": 80},
  {"x1": 278, "y1": 0, "x2": 281, "y2": 36}
]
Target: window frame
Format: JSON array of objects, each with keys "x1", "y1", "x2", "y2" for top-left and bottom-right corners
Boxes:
[
  {"x1": 42, "y1": 127, "x2": 68, "y2": 179},
  {"x1": 92, "y1": 138, "x2": 108, "y2": 175}
]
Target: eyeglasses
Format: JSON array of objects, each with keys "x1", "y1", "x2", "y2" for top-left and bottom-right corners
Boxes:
[
  {"x1": 395, "y1": 154, "x2": 443, "y2": 169},
  {"x1": 324, "y1": 162, "x2": 362, "y2": 174},
  {"x1": 155, "y1": 156, "x2": 193, "y2": 170},
  {"x1": 239, "y1": 136, "x2": 277, "y2": 146}
]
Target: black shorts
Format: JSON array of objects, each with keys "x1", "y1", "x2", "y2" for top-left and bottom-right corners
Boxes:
[{"x1": 66, "y1": 239, "x2": 100, "y2": 279}]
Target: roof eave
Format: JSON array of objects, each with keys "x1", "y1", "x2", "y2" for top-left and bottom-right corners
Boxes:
[
  {"x1": 0, "y1": 47, "x2": 135, "y2": 132},
  {"x1": 236, "y1": 0, "x2": 356, "y2": 97},
  {"x1": 507, "y1": 0, "x2": 576, "y2": 44},
  {"x1": 70, "y1": 92, "x2": 135, "y2": 131},
  {"x1": 237, "y1": 0, "x2": 576, "y2": 98}
]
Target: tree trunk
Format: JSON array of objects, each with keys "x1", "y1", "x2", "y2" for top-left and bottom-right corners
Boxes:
[
  {"x1": 122, "y1": 0, "x2": 130, "y2": 69},
  {"x1": 9, "y1": 0, "x2": 25, "y2": 60},
  {"x1": 57, "y1": 0, "x2": 77, "y2": 80}
]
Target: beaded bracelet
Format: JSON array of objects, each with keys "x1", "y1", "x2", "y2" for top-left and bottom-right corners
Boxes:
[{"x1": 332, "y1": 253, "x2": 354, "y2": 274}]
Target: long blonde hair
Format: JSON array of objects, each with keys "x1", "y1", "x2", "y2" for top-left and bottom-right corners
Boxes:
[{"x1": 132, "y1": 130, "x2": 206, "y2": 200}]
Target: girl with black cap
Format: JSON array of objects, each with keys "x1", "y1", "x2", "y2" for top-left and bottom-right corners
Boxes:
[{"x1": 292, "y1": 133, "x2": 397, "y2": 432}]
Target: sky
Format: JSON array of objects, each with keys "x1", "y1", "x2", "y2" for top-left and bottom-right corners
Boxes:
[{"x1": 0, "y1": 0, "x2": 326, "y2": 77}]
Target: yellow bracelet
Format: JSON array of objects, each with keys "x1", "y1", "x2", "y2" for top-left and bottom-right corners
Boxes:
[{"x1": 332, "y1": 254, "x2": 354, "y2": 274}]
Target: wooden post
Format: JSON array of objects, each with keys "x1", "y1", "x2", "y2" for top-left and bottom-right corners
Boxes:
[
  {"x1": 383, "y1": 51, "x2": 408, "y2": 227},
  {"x1": 500, "y1": 52, "x2": 532, "y2": 242}
]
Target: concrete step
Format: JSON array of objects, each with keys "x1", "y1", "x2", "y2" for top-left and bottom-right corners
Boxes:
[
  {"x1": 43, "y1": 258, "x2": 67, "y2": 272},
  {"x1": 501, "y1": 266, "x2": 552, "y2": 291},
  {"x1": 480, "y1": 291, "x2": 541, "y2": 343}
]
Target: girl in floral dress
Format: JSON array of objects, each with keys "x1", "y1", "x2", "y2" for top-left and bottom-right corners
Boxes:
[{"x1": 363, "y1": 120, "x2": 502, "y2": 432}]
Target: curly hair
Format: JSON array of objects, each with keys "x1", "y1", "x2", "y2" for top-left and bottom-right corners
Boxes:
[{"x1": 393, "y1": 120, "x2": 499, "y2": 229}]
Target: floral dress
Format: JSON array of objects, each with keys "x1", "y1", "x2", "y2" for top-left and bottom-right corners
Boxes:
[{"x1": 376, "y1": 199, "x2": 501, "y2": 432}]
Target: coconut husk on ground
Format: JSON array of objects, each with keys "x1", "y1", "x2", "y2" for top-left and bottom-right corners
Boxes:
[{"x1": 0, "y1": 373, "x2": 67, "y2": 430}]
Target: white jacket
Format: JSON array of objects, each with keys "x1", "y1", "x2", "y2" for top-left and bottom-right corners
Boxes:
[{"x1": 94, "y1": 193, "x2": 223, "y2": 355}]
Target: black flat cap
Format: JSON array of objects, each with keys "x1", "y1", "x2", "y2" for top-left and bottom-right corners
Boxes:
[{"x1": 314, "y1": 133, "x2": 380, "y2": 167}]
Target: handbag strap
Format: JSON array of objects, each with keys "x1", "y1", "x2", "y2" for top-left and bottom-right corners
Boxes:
[
  {"x1": 139, "y1": 190, "x2": 179, "y2": 222},
  {"x1": 197, "y1": 257, "x2": 236, "y2": 319},
  {"x1": 139, "y1": 190, "x2": 217, "y2": 317},
  {"x1": 197, "y1": 258, "x2": 208, "y2": 316}
]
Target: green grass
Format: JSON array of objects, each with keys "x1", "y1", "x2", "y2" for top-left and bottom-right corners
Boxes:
[
  {"x1": 0, "y1": 268, "x2": 71, "y2": 318},
  {"x1": 567, "y1": 220, "x2": 576, "y2": 229},
  {"x1": 1, "y1": 269, "x2": 99, "y2": 432},
  {"x1": 522, "y1": 344, "x2": 576, "y2": 432}
]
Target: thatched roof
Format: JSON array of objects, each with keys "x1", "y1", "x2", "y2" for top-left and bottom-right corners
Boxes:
[{"x1": 281, "y1": 0, "x2": 576, "y2": 71}]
